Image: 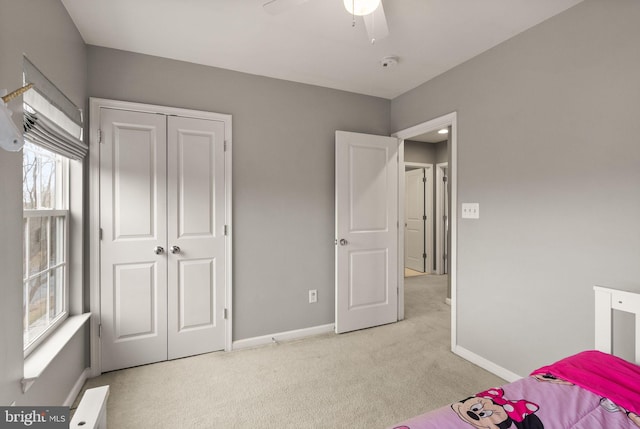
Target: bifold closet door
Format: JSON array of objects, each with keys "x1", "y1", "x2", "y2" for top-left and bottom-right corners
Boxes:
[
  {"x1": 100, "y1": 108, "x2": 168, "y2": 372},
  {"x1": 166, "y1": 116, "x2": 226, "y2": 359},
  {"x1": 100, "y1": 109, "x2": 227, "y2": 372}
]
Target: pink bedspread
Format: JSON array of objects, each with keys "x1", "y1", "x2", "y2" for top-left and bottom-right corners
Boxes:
[
  {"x1": 531, "y1": 350, "x2": 640, "y2": 416},
  {"x1": 389, "y1": 351, "x2": 640, "y2": 429}
]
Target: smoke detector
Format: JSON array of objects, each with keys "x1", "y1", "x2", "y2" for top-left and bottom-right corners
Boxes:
[{"x1": 380, "y1": 56, "x2": 399, "y2": 68}]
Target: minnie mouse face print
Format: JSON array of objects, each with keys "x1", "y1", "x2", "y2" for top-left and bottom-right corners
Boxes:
[
  {"x1": 532, "y1": 373, "x2": 573, "y2": 386},
  {"x1": 452, "y1": 395, "x2": 509, "y2": 429},
  {"x1": 451, "y1": 388, "x2": 544, "y2": 429}
]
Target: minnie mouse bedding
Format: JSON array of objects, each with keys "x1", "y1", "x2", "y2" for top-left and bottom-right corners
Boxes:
[{"x1": 388, "y1": 350, "x2": 640, "y2": 429}]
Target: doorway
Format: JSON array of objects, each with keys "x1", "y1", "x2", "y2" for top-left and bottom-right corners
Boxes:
[{"x1": 393, "y1": 113, "x2": 457, "y2": 351}]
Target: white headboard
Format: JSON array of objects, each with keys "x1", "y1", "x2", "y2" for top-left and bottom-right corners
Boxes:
[{"x1": 594, "y1": 285, "x2": 640, "y2": 364}]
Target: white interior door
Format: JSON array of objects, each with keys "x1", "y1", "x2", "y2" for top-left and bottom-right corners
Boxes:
[
  {"x1": 405, "y1": 168, "x2": 425, "y2": 272},
  {"x1": 99, "y1": 107, "x2": 228, "y2": 371},
  {"x1": 100, "y1": 108, "x2": 168, "y2": 372},
  {"x1": 335, "y1": 131, "x2": 398, "y2": 334},
  {"x1": 167, "y1": 116, "x2": 226, "y2": 359}
]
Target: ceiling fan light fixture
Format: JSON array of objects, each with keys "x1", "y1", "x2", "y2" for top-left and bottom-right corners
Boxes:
[{"x1": 343, "y1": 0, "x2": 381, "y2": 16}]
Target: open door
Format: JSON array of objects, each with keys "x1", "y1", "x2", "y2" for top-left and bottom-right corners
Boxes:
[{"x1": 335, "y1": 131, "x2": 399, "y2": 334}]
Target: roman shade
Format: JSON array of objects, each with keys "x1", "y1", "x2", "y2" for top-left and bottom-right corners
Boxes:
[{"x1": 22, "y1": 57, "x2": 87, "y2": 160}]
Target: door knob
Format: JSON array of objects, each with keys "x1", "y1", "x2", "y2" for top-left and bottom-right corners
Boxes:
[
  {"x1": 339, "y1": 239, "x2": 348, "y2": 246},
  {"x1": 154, "y1": 246, "x2": 165, "y2": 255},
  {"x1": 170, "y1": 245, "x2": 181, "y2": 254}
]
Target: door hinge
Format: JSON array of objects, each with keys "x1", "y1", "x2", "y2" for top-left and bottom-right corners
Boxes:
[
  {"x1": 98, "y1": 129, "x2": 102, "y2": 144},
  {"x1": 423, "y1": 253, "x2": 427, "y2": 259},
  {"x1": 423, "y1": 215, "x2": 427, "y2": 221},
  {"x1": 422, "y1": 177, "x2": 427, "y2": 183},
  {"x1": 98, "y1": 323, "x2": 102, "y2": 338},
  {"x1": 224, "y1": 225, "x2": 229, "y2": 236},
  {"x1": 224, "y1": 141, "x2": 228, "y2": 151},
  {"x1": 443, "y1": 176, "x2": 448, "y2": 183},
  {"x1": 224, "y1": 308, "x2": 228, "y2": 320},
  {"x1": 99, "y1": 228, "x2": 103, "y2": 240}
]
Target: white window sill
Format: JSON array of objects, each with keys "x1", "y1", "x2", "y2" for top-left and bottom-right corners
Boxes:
[{"x1": 22, "y1": 313, "x2": 91, "y2": 393}]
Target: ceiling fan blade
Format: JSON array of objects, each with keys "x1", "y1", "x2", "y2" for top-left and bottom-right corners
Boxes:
[
  {"x1": 363, "y1": 2, "x2": 389, "y2": 43},
  {"x1": 263, "y1": 0, "x2": 310, "y2": 15}
]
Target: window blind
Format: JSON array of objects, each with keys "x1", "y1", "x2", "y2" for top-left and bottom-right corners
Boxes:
[{"x1": 22, "y1": 57, "x2": 87, "y2": 160}]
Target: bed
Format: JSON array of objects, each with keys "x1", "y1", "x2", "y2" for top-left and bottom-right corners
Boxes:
[{"x1": 388, "y1": 286, "x2": 640, "y2": 429}]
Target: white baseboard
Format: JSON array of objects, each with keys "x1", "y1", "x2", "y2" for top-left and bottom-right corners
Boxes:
[
  {"x1": 64, "y1": 367, "x2": 90, "y2": 407},
  {"x1": 453, "y1": 345, "x2": 521, "y2": 383},
  {"x1": 232, "y1": 323, "x2": 335, "y2": 351}
]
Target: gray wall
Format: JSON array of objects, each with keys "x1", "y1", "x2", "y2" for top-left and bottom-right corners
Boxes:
[
  {"x1": 391, "y1": 0, "x2": 640, "y2": 375},
  {"x1": 0, "y1": 0, "x2": 88, "y2": 405},
  {"x1": 87, "y1": 46, "x2": 391, "y2": 340},
  {"x1": 435, "y1": 140, "x2": 448, "y2": 165},
  {"x1": 404, "y1": 140, "x2": 436, "y2": 165}
]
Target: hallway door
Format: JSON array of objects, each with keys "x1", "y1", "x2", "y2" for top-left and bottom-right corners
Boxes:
[
  {"x1": 335, "y1": 131, "x2": 399, "y2": 334},
  {"x1": 405, "y1": 168, "x2": 426, "y2": 272}
]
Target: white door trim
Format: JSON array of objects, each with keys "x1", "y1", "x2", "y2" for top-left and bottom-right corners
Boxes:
[
  {"x1": 88, "y1": 98, "x2": 233, "y2": 376},
  {"x1": 392, "y1": 112, "x2": 457, "y2": 351},
  {"x1": 435, "y1": 162, "x2": 448, "y2": 275}
]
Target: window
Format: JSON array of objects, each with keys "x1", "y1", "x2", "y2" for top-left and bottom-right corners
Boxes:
[
  {"x1": 22, "y1": 142, "x2": 69, "y2": 354},
  {"x1": 20, "y1": 56, "x2": 87, "y2": 356}
]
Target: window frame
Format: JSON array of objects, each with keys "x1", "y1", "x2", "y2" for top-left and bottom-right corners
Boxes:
[{"x1": 22, "y1": 142, "x2": 71, "y2": 357}]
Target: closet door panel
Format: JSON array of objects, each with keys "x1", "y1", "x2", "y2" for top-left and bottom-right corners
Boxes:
[
  {"x1": 99, "y1": 108, "x2": 168, "y2": 372},
  {"x1": 167, "y1": 116, "x2": 226, "y2": 359}
]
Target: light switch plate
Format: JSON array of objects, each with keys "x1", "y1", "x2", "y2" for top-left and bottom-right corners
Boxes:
[{"x1": 462, "y1": 203, "x2": 480, "y2": 219}]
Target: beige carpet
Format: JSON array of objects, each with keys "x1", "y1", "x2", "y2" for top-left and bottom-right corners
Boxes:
[
  {"x1": 76, "y1": 275, "x2": 504, "y2": 428},
  {"x1": 404, "y1": 267, "x2": 427, "y2": 277}
]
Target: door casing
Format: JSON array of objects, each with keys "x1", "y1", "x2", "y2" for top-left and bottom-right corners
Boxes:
[
  {"x1": 393, "y1": 112, "x2": 457, "y2": 351},
  {"x1": 88, "y1": 98, "x2": 233, "y2": 376},
  {"x1": 435, "y1": 162, "x2": 449, "y2": 276}
]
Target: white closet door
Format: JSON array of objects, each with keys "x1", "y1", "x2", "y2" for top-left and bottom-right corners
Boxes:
[
  {"x1": 100, "y1": 108, "x2": 168, "y2": 372},
  {"x1": 167, "y1": 116, "x2": 226, "y2": 359}
]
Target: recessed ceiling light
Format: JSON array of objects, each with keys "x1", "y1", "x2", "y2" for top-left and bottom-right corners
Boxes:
[{"x1": 438, "y1": 128, "x2": 448, "y2": 134}]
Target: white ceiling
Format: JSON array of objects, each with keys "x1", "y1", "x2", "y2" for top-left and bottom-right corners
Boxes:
[
  {"x1": 411, "y1": 129, "x2": 448, "y2": 144},
  {"x1": 61, "y1": 0, "x2": 583, "y2": 99}
]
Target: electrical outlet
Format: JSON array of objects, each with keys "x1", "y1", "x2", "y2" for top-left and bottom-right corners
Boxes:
[
  {"x1": 309, "y1": 289, "x2": 317, "y2": 303},
  {"x1": 461, "y1": 203, "x2": 480, "y2": 219}
]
